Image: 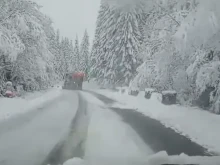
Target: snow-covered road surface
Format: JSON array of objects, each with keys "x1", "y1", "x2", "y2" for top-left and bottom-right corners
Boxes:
[
  {"x1": 0, "y1": 89, "x2": 154, "y2": 165},
  {"x1": 83, "y1": 102, "x2": 154, "y2": 161},
  {"x1": 0, "y1": 86, "x2": 219, "y2": 165},
  {"x1": 0, "y1": 91, "x2": 78, "y2": 165}
]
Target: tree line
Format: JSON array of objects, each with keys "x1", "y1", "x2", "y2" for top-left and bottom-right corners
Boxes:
[
  {"x1": 0, "y1": 0, "x2": 90, "y2": 92},
  {"x1": 90, "y1": 0, "x2": 220, "y2": 114}
]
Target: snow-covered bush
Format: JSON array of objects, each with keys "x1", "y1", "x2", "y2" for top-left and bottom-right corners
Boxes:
[{"x1": 196, "y1": 61, "x2": 220, "y2": 97}]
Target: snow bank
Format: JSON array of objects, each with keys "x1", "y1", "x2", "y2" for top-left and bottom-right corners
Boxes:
[
  {"x1": 96, "y1": 90, "x2": 220, "y2": 154},
  {"x1": 63, "y1": 152, "x2": 220, "y2": 165},
  {"x1": 0, "y1": 87, "x2": 62, "y2": 122},
  {"x1": 145, "y1": 88, "x2": 156, "y2": 92}
]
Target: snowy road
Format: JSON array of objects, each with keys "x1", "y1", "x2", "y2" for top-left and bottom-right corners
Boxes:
[
  {"x1": 0, "y1": 89, "x2": 215, "y2": 165},
  {"x1": 87, "y1": 91, "x2": 214, "y2": 156},
  {"x1": 0, "y1": 91, "x2": 79, "y2": 165}
]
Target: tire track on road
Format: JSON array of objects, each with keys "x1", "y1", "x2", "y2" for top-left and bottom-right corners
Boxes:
[{"x1": 42, "y1": 93, "x2": 89, "y2": 165}]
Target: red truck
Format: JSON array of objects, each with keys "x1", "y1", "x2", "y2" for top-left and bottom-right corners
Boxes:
[{"x1": 63, "y1": 72, "x2": 85, "y2": 90}]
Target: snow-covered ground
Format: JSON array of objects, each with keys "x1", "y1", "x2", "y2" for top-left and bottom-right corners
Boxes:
[
  {"x1": 93, "y1": 89, "x2": 220, "y2": 154},
  {"x1": 62, "y1": 84, "x2": 220, "y2": 165},
  {"x1": 0, "y1": 86, "x2": 62, "y2": 122}
]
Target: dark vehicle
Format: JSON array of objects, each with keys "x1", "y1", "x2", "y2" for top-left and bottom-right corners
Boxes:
[{"x1": 63, "y1": 72, "x2": 85, "y2": 90}]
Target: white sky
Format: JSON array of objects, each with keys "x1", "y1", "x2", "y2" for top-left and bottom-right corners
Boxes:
[{"x1": 34, "y1": 0, "x2": 101, "y2": 43}]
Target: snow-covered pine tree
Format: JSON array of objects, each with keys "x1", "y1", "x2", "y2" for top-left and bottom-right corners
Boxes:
[
  {"x1": 91, "y1": 0, "x2": 145, "y2": 86},
  {"x1": 73, "y1": 36, "x2": 80, "y2": 71},
  {"x1": 58, "y1": 38, "x2": 66, "y2": 77},
  {"x1": 80, "y1": 30, "x2": 90, "y2": 73},
  {"x1": 51, "y1": 29, "x2": 62, "y2": 79},
  {"x1": 69, "y1": 40, "x2": 75, "y2": 72},
  {"x1": 47, "y1": 29, "x2": 60, "y2": 81},
  {"x1": 90, "y1": 1, "x2": 118, "y2": 84},
  {"x1": 56, "y1": 30, "x2": 60, "y2": 47},
  {"x1": 66, "y1": 39, "x2": 74, "y2": 72},
  {"x1": 62, "y1": 38, "x2": 73, "y2": 73},
  {"x1": 106, "y1": 6, "x2": 143, "y2": 85}
]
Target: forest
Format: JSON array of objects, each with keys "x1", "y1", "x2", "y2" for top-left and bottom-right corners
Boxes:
[
  {"x1": 90, "y1": 0, "x2": 220, "y2": 114},
  {"x1": 1, "y1": 0, "x2": 220, "y2": 114},
  {"x1": 0, "y1": 0, "x2": 89, "y2": 92}
]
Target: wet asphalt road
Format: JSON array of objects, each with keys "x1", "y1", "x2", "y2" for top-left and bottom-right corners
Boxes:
[
  {"x1": 87, "y1": 91, "x2": 215, "y2": 157},
  {"x1": 111, "y1": 108, "x2": 212, "y2": 156}
]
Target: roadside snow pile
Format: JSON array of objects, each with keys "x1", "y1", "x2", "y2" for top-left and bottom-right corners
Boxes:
[
  {"x1": 63, "y1": 152, "x2": 220, "y2": 165},
  {"x1": 0, "y1": 87, "x2": 62, "y2": 121},
  {"x1": 97, "y1": 90, "x2": 220, "y2": 154}
]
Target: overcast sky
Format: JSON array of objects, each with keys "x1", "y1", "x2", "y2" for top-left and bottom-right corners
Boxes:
[{"x1": 34, "y1": 0, "x2": 101, "y2": 43}]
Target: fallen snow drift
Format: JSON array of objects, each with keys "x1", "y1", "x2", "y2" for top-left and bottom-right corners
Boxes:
[
  {"x1": 96, "y1": 90, "x2": 220, "y2": 154},
  {"x1": 0, "y1": 87, "x2": 62, "y2": 122}
]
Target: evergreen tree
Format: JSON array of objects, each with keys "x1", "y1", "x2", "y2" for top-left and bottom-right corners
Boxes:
[
  {"x1": 69, "y1": 40, "x2": 75, "y2": 72},
  {"x1": 56, "y1": 29, "x2": 60, "y2": 46},
  {"x1": 91, "y1": 0, "x2": 145, "y2": 86},
  {"x1": 61, "y1": 38, "x2": 72, "y2": 73},
  {"x1": 90, "y1": 2, "x2": 116, "y2": 82},
  {"x1": 80, "y1": 30, "x2": 90, "y2": 73},
  {"x1": 73, "y1": 36, "x2": 80, "y2": 71}
]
